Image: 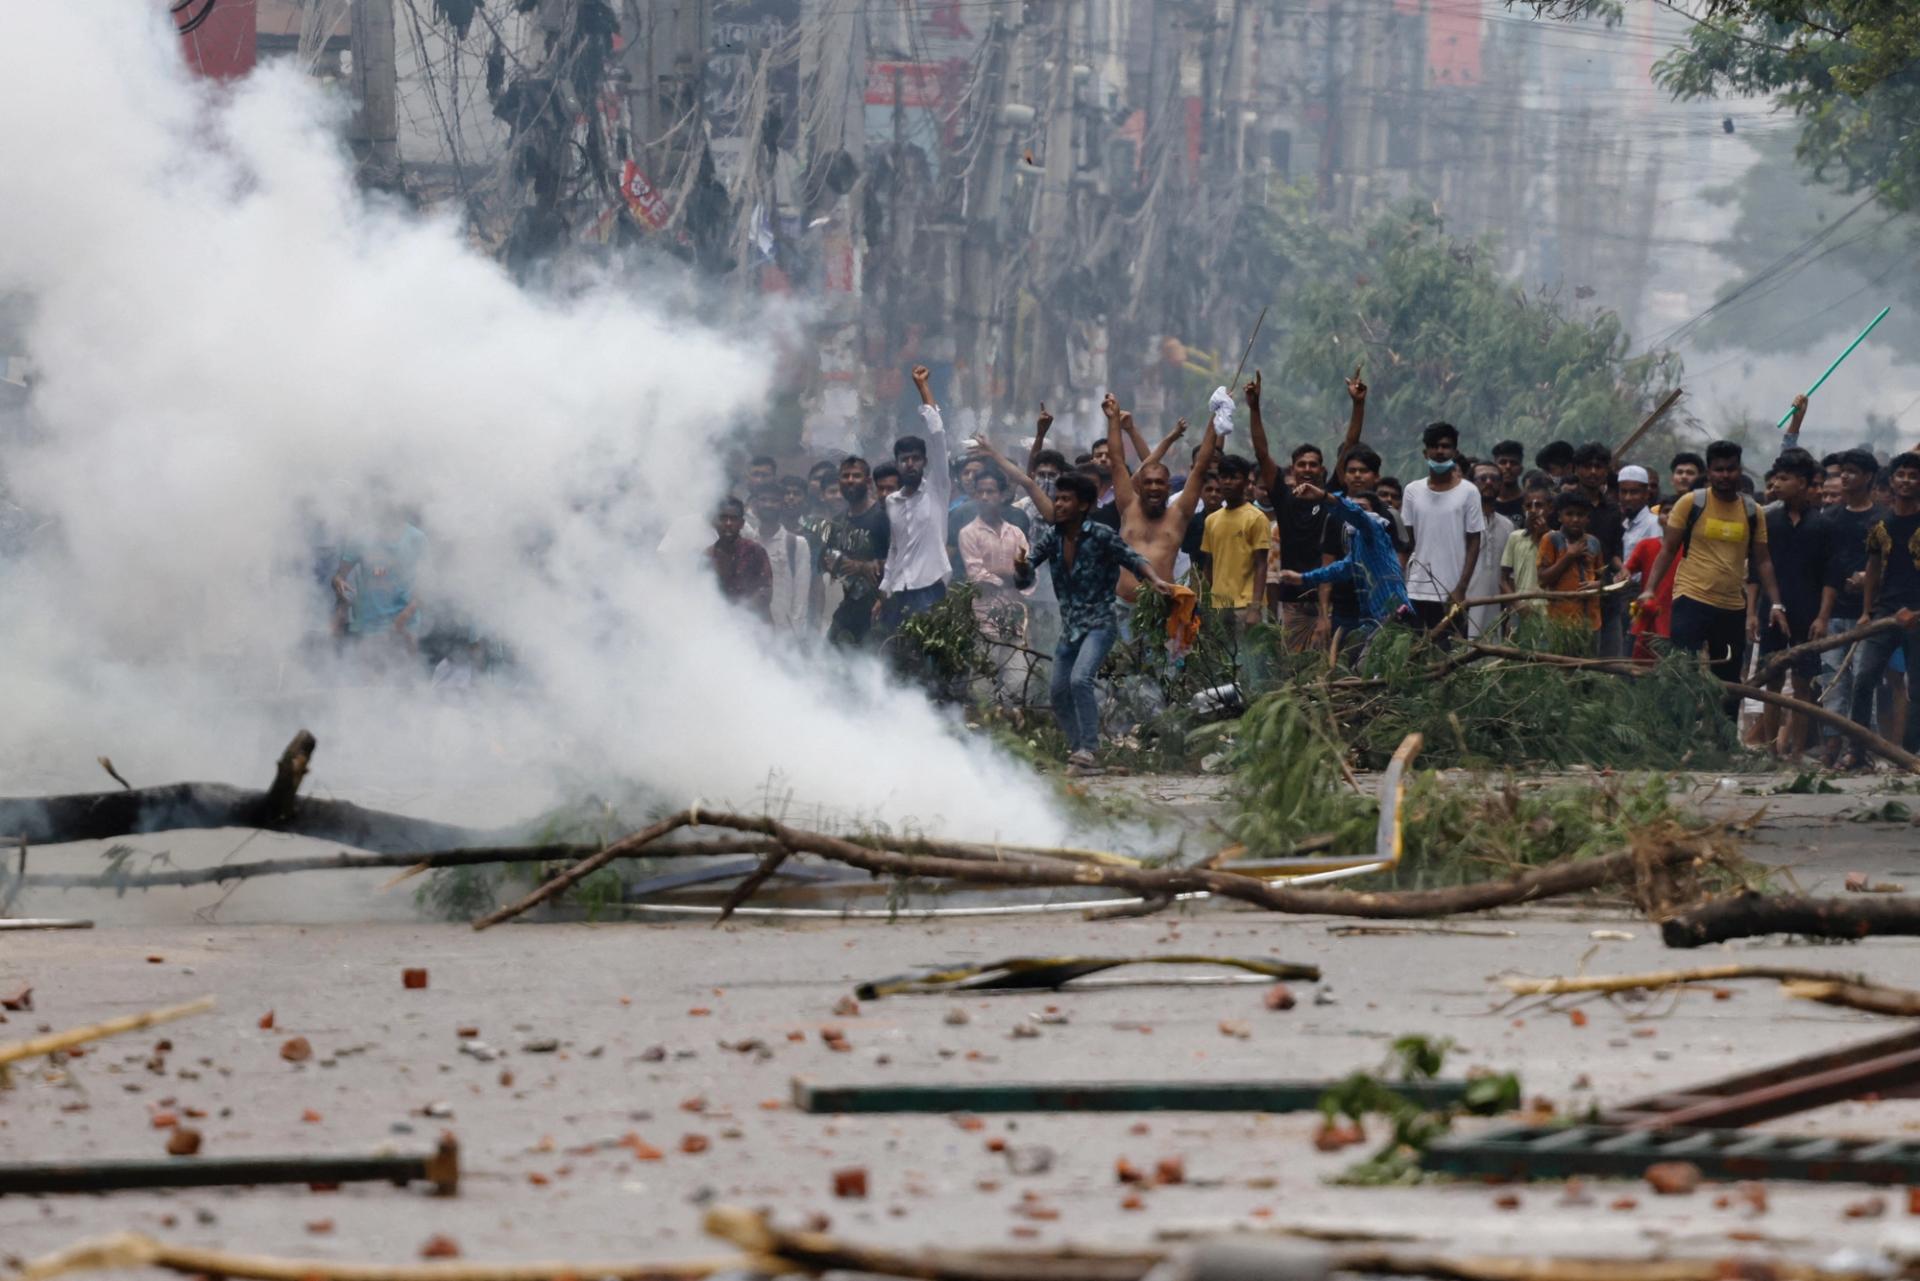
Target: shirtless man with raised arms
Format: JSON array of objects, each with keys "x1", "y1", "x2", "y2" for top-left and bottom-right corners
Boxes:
[{"x1": 1105, "y1": 393, "x2": 1219, "y2": 602}]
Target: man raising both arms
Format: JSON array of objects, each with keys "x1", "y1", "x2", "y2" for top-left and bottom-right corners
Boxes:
[
  {"x1": 1106, "y1": 394, "x2": 1219, "y2": 603},
  {"x1": 1015, "y1": 472, "x2": 1176, "y2": 774}
]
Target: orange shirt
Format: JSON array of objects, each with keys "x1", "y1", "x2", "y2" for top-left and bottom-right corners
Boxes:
[{"x1": 1538, "y1": 531, "x2": 1603, "y2": 628}]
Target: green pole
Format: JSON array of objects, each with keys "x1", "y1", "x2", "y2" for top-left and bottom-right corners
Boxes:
[{"x1": 1778, "y1": 305, "x2": 1891, "y2": 428}]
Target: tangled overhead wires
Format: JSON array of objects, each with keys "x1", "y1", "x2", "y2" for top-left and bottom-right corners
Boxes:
[{"x1": 171, "y1": 0, "x2": 218, "y2": 36}]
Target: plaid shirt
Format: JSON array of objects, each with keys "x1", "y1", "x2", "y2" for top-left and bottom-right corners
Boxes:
[
  {"x1": 1300, "y1": 496, "x2": 1410, "y2": 623},
  {"x1": 1017, "y1": 519, "x2": 1151, "y2": 643}
]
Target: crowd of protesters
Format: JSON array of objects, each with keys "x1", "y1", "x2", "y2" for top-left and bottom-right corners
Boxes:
[{"x1": 703, "y1": 364, "x2": 1920, "y2": 773}]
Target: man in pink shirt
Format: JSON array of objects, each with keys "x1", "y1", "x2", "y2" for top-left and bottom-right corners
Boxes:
[{"x1": 958, "y1": 468, "x2": 1031, "y2": 704}]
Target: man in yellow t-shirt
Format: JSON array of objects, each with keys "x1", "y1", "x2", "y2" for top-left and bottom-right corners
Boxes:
[
  {"x1": 1635, "y1": 439, "x2": 1787, "y2": 688},
  {"x1": 1202, "y1": 455, "x2": 1272, "y2": 617}
]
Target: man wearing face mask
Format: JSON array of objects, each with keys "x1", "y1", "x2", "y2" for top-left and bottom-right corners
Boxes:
[
  {"x1": 811, "y1": 455, "x2": 891, "y2": 648},
  {"x1": 1401, "y1": 422, "x2": 1484, "y2": 643}
]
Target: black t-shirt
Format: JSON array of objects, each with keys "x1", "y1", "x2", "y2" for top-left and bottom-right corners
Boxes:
[
  {"x1": 820, "y1": 503, "x2": 892, "y2": 605},
  {"x1": 1493, "y1": 494, "x2": 1526, "y2": 522},
  {"x1": 1090, "y1": 501, "x2": 1121, "y2": 532},
  {"x1": 1819, "y1": 503, "x2": 1885, "y2": 620},
  {"x1": 1182, "y1": 507, "x2": 1208, "y2": 559},
  {"x1": 1272, "y1": 487, "x2": 1331, "y2": 603},
  {"x1": 1587, "y1": 496, "x2": 1625, "y2": 562},
  {"x1": 1762, "y1": 504, "x2": 1826, "y2": 625},
  {"x1": 1869, "y1": 509, "x2": 1920, "y2": 616}
]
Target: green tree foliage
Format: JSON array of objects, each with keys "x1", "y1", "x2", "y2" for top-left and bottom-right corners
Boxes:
[
  {"x1": 1530, "y1": 1, "x2": 1920, "y2": 212},
  {"x1": 1247, "y1": 199, "x2": 1681, "y2": 472}
]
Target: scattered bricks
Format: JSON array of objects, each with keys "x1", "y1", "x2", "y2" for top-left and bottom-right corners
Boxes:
[
  {"x1": 985, "y1": 1137, "x2": 1007, "y2": 1153},
  {"x1": 1646, "y1": 1162, "x2": 1702, "y2": 1196},
  {"x1": 1263, "y1": 984, "x2": 1296, "y2": 1011},
  {"x1": 258, "y1": 1011, "x2": 275, "y2": 1029},
  {"x1": 165, "y1": 1128, "x2": 202, "y2": 1157},
  {"x1": 679, "y1": 1134, "x2": 710, "y2": 1155},
  {"x1": 305, "y1": 1220, "x2": 334, "y2": 1236},
  {"x1": 1843, "y1": 1197, "x2": 1886, "y2": 1220},
  {"x1": 1611, "y1": 1197, "x2": 1639, "y2": 1212},
  {"x1": 1313, "y1": 1119, "x2": 1365, "y2": 1152},
  {"x1": 1120, "y1": 1194, "x2": 1145, "y2": 1211},
  {"x1": 619, "y1": 1133, "x2": 663, "y2": 1161},
  {"x1": 687, "y1": 1007, "x2": 713, "y2": 1017},
  {"x1": 402, "y1": 968, "x2": 429, "y2": 990},
  {"x1": 679, "y1": 1096, "x2": 707, "y2": 1114},
  {"x1": 832, "y1": 1167, "x2": 868, "y2": 1199},
  {"x1": 820, "y1": 1026, "x2": 850, "y2": 1051},
  {"x1": 418, "y1": 1236, "x2": 461, "y2": 1259},
  {"x1": 1909, "y1": 1187, "x2": 1920, "y2": 1216},
  {"x1": 456, "y1": 1026, "x2": 480, "y2": 1039},
  {"x1": 1846, "y1": 872, "x2": 1871, "y2": 893},
  {"x1": 1154, "y1": 1156, "x2": 1185, "y2": 1186},
  {"x1": 953, "y1": 1114, "x2": 985, "y2": 1133},
  {"x1": 1218, "y1": 1020, "x2": 1251, "y2": 1039},
  {"x1": 1569, "y1": 1009, "x2": 1589, "y2": 1028},
  {"x1": 279, "y1": 1037, "x2": 313, "y2": 1063},
  {"x1": 832, "y1": 995, "x2": 861, "y2": 1017},
  {"x1": 301, "y1": 1109, "x2": 323, "y2": 1124},
  {"x1": 1494, "y1": 1193, "x2": 1522, "y2": 1211},
  {"x1": 1, "y1": 985, "x2": 31, "y2": 1012},
  {"x1": 150, "y1": 1111, "x2": 179, "y2": 1129},
  {"x1": 1116, "y1": 1159, "x2": 1145, "y2": 1185}
]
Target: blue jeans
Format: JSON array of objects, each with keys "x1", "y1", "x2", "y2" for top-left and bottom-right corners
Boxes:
[
  {"x1": 1849, "y1": 623, "x2": 1920, "y2": 752},
  {"x1": 1051, "y1": 626, "x2": 1118, "y2": 754}
]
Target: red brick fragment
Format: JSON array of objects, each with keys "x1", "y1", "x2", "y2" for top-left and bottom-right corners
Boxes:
[
  {"x1": 279, "y1": 1036, "x2": 313, "y2": 1063},
  {"x1": 832, "y1": 1167, "x2": 868, "y2": 1199},
  {"x1": 165, "y1": 1128, "x2": 202, "y2": 1157},
  {"x1": 1263, "y1": 984, "x2": 1296, "y2": 1011},
  {"x1": 419, "y1": 1235, "x2": 461, "y2": 1259},
  {"x1": 402, "y1": 968, "x2": 429, "y2": 990},
  {"x1": 1646, "y1": 1162, "x2": 1701, "y2": 1196}
]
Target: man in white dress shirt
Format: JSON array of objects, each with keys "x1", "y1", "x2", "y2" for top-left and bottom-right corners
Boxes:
[{"x1": 877, "y1": 364, "x2": 952, "y2": 633}]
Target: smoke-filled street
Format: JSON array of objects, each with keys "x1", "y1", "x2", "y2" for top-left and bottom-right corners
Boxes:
[{"x1": 10, "y1": 1, "x2": 1920, "y2": 1278}]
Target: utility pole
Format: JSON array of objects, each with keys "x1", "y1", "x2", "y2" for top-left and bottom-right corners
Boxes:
[{"x1": 349, "y1": 0, "x2": 400, "y2": 189}]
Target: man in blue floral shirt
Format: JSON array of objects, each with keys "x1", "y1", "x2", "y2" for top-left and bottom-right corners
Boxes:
[{"x1": 1015, "y1": 472, "x2": 1175, "y2": 772}]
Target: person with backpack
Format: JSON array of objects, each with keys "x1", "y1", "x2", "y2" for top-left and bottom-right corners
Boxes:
[{"x1": 1636, "y1": 440, "x2": 1789, "y2": 690}]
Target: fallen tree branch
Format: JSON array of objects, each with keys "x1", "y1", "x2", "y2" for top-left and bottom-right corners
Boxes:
[
  {"x1": 1783, "y1": 978, "x2": 1920, "y2": 1017},
  {"x1": 479, "y1": 810, "x2": 1731, "y2": 930},
  {"x1": 1663, "y1": 892, "x2": 1920, "y2": 948},
  {"x1": 0, "y1": 781, "x2": 496, "y2": 853},
  {"x1": 1729, "y1": 682, "x2": 1920, "y2": 774},
  {"x1": 13, "y1": 838, "x2": 786, "y2": 892},
  {"x1": 262, "y1": 730, "x2": 316, "y2": 825},
  {"x1": 12, "y1": 1234, "x2": 731, "y2": 1281},
  {"x1": 470, "y1": 811, "x2": 699, "y2": 929},
  {"x1": 1501, "y1": 964, "x2": 1866, "y2": 997},
  {"x1": 1751, "y1": 616, "x2": 1917, "y2": 690},
  {"x1": 1459, "y1": 584, "x2": 1629, "y2": 611},
  {"x1": 1424, "y1": 643, "x2": 1920, "y2": 774},
  {"x1": 0, "y1": 997, "x2": 214, "y2": 1068}
]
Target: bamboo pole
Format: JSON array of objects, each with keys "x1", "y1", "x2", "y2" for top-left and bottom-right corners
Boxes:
[
  {"x1": 1501, "y1": 964, "x2": 1865, "y2": 997},
  {"x1": 1784, "y1": 978, "x2": 1920, "y2": 1017},
  {"x1": 0, "y1": 997, "x2": 214, "y2": 1068},
  {"x1": 14, "y1": 1234, "x2": 734, "y2": 1281}
]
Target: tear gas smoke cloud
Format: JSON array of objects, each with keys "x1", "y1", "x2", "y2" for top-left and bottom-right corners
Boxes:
[{"x1": 0, "y1": 4, "x2": 1066, "y2": 845}]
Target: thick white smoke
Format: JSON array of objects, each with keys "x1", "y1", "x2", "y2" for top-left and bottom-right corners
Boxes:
[{"x1": 0, "y1": 4, "x2": 1066, "y2": 844}]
